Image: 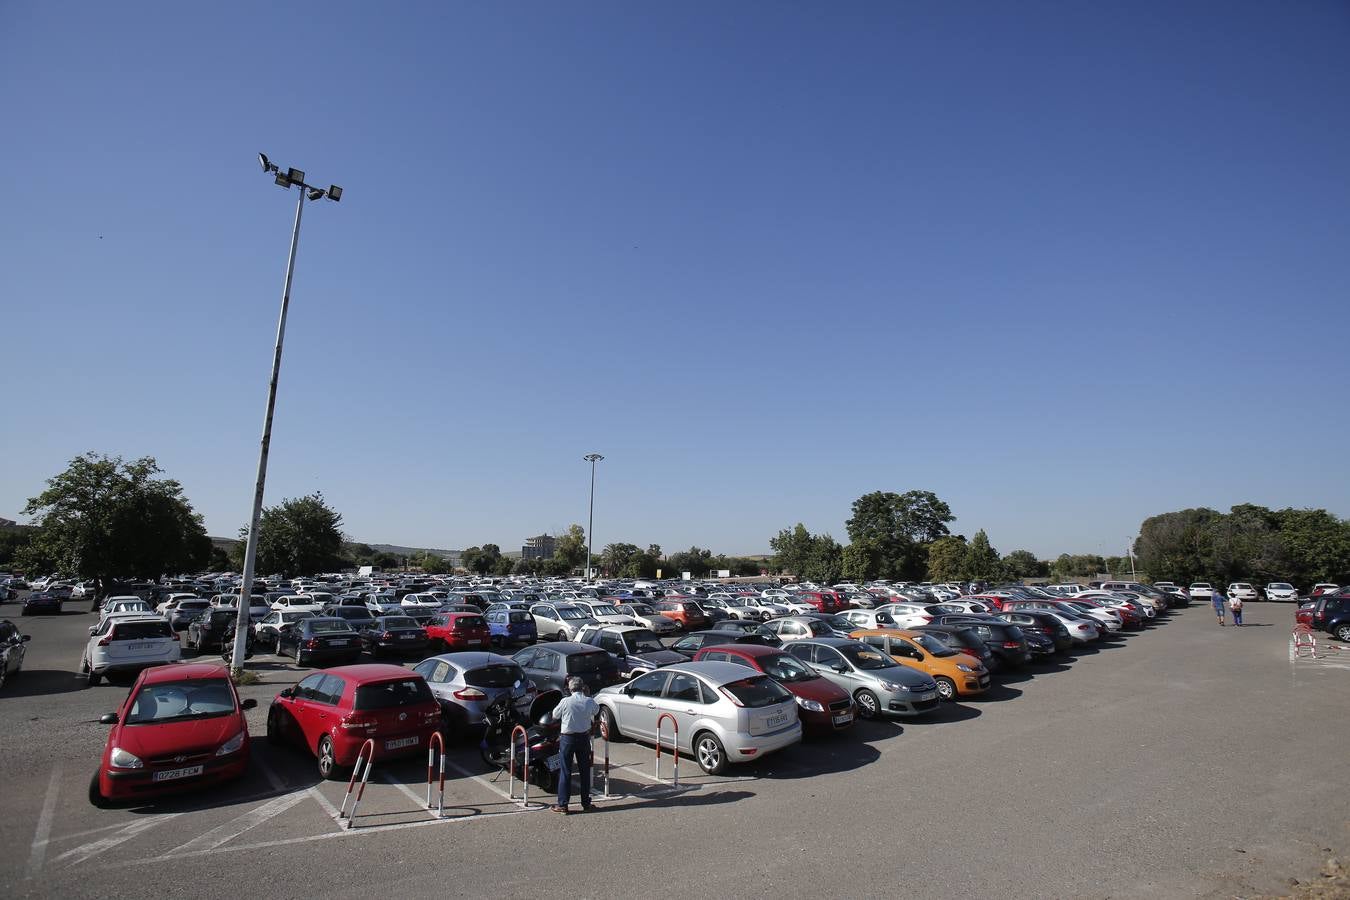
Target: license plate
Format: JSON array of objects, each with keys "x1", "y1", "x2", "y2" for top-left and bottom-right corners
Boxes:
[
  {"x1": 126, "y1": 643, "x2": 156, "y2": 651},
  {"x1": 918, "y1": 692, "x2": 937, "y2": 701},
  {"x1": 545, "y1": 753, "x2": 561, "y2": 772},
  {"x1": 764, "y1": 713, "x2": 788, "y2": 728},
  {"x1": 329, "y1": 640, "x2": 348, "y2": 646},
  {"x1": 832, "y1": 713, "x2": 853, "y2": 725},
  {"x1": 153, "y1": 765, "x2": 203, "y2": 782},
  {"x1": 399, "y1": 634, "x2": 416, "y2": 640},
  {"x1": 466, "y1": 639, "x2": 481, "y2": 645},
  {"x1": 385, "y1": 736, "x2": 418, "y2": 751}
]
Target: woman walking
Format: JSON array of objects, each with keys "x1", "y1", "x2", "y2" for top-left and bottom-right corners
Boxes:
[
  {"x1": 1228, "y1": 593, "x2": 1244, "y2": 627},
  {"x1": 1212, "y1": 590, "x2": 1227, "y2": 626}
]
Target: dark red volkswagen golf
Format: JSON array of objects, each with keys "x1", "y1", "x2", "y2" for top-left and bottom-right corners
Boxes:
[{"x1": 693, "y1": 643, "x2": 855, "y2": 734}]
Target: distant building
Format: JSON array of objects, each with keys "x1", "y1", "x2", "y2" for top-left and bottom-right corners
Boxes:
[{"x1": 521, "y1": 534, "x2": 555, "y2": 560}]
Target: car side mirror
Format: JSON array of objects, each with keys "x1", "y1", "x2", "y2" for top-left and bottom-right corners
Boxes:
[
  {"x1": 623, "y1": 684, "x2": 635, "y2": 697},
  {"x1": 832, "y1": 663, "x2": 848, "y2": 674},
  {"x1": 88, "y1": 625, "x2": 98, "y2": 635},
  {"x1": 240, "y1": 698, "x2": 257, "y2": 710},
  {"x1": 21, "y1": 634, "x2": 31, "y2": 642},
  {"x1": 278, "y1": 688, "x2": 294, "y2": 699},
  {"x1": 99, "y1": 713, "x2": 118, "y2": 725}
]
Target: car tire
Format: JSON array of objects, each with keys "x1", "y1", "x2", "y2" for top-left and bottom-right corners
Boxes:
[
  {"x1": 693, "y1": 731, "x2": 726, "y2": 776},
  {"x1": 88, "y1": 772, "x2": 110, "y2": 809},
  {"x1": 599, "y1": 706, "x2": 622, "y2": 742},
  {"x1": 317, "y1": 735, "x2": 340, "y2": 780},
  {"x1": 934, "y1": 677, "x2": 956, "y2": 701},
  {"x1": 266, "y1": 709, "x2": 283, "y2": 745},
  {"x1": 87, "y1": 667, "x2": 102, "y2": 687},
  {"x1": 1335, "y1": 624, "x2": 1350, "y2": 643},
  {"x1": 854, "y1": 689, "x2": 880, "y2": 719},
  {"x1": 0, "y1": 664, "x2": 6, "y2": 690},
  {"x1": 296, "y1": 651, "x2": 307, "y2": 667}
]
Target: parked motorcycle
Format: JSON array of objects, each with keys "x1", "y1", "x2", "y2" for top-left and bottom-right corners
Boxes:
[{"x1": 480, "y1": 689, "x2": 563, "y2": 791}]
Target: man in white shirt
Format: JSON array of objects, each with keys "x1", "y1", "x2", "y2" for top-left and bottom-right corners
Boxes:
[{"x1": 551, "y1": 676, "x2": 600, "y2": 813}]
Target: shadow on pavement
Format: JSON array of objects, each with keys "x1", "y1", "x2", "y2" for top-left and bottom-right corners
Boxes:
[{"x1": 1, "y1": 668, "x2": 88, "y2": 699}]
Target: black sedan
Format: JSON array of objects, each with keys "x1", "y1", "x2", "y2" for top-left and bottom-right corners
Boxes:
[
  {"x1": 708, "y1": 619, "x2": 784, "y2": 645},
  {"x1": 21, "y1": 593, "x2": 64, "y2": 616},
  {"x1": 511, "y1": 642, "x2": 620, "y2": 694},
  {"x1": 185, "y1": 609, "x2": 254, "y2": 653},
  {"x1": 358, "y1": 616, "x2": 430, "y2": 657},
  {"x1": 668, "y1": 629, "x2": 780, "y2": 659},
  {"x1": 933, "y1": 615, "x2": 1032, "y2": 670},
  {"x1": 275, "y1": 617, "x2": 362, "y2": 667}
]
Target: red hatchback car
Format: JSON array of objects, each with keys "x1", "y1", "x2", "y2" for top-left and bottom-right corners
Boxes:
[
  {"x1": 266, "y1": 663, "x2": 440, "y2": 779},
  {"x1": 692, "y1": 643, "x2": 855, "y2": 734},
  {"x1": 90, "y1": 662, "x2": 254, "y2": 806},
  {"x1": 424, "y1": 612, "x2": 491, "y2": 652},
  {"x1": 653, "y1": 599, "x2": 711, "y2": 632}
]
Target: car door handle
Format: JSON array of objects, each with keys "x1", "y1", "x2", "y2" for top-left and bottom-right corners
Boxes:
[{"x1": 646, "y1": 703, "x2": 657, "y2": 709}]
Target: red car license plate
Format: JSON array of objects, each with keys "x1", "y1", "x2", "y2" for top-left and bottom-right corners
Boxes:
[
  {"x1": 385, "y1": 736, "x2": 418, "y2": 751},
  {"x1": 153, "y1": 765, "x2": 204, "y2": 781}
]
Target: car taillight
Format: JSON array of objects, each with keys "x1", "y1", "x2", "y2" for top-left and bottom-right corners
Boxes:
[
  {"x1": 98, "y1": 635, "x2": 113, "y2": 646},
  {"x1": 340, "y1": 715, "x2": 376, "y2": 730},
  {"x1": 382, "y1": 632, "x2": 392, "y2": 640},
  {"x1": 718, "y1": 686, "x2": 745, "y2": 707},
  {"x1": 1002, "y1": 640, "x2": 1021, "y2": 649},
  {"x1": 305, "y1": 638, "x2": 320, "y2": 649},
  {"x1": 453, "y1": 687, "x2": 488, "y2": 701}
]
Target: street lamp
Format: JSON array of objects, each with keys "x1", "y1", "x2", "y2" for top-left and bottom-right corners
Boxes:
[
  {"x1": 584, "y1": 454, "x2": 604, "y2": 582},
  {"x1": 229, "y1": 155, "x2": 343, "y2": 675}
]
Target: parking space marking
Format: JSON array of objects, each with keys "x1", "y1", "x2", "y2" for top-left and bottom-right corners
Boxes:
[
  {"x1": 441, "y1": 755, "x2": 532, "y2": 804},
  {"x1": 25, "y1": 763, "x2": 62, "y2": 878},
  {"x1": 54, "y1": 813, "x2": 182, "y2": 867},
  {"x1": 306, "y1": 785, "x2": 344, "y2": 823},
  {"x1": 379, "y1": 773, "x2": 443, "y2": 819},
  {"x1": 168, "y1": 791, "x2": 309, "y2": 854}
]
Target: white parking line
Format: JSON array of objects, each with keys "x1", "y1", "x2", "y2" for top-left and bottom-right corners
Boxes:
[
  {"x1": 306, "y1": 785, "x2": 343, "y2": 823},
  {"x1": 379, "y1": 774, "x2": 443, "y2": 819},
  {"x1": 54, "y1": 813, "x2": 181, "y2": 867},
  {"x1": 25, "y1": 764, "x2": 62, "y2": 879},
  {"x1": 167, "y1": 791, "x2": 309, "y2": 853}
]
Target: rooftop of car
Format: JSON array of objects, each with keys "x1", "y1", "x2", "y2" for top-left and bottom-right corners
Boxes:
[
  {"x1": 421, "y1": 651, "x2": 518, "y2": 667},
  {"x1": 143, "y1": 662, "x2": 231, "y2": 683},
  {"x1": 699, "y1": 642, "x2": 779, "y2": 659},
  {"x1": 315, "y1": 663, "x2": 423, "y2": 681},
  {"x1": 528, "y1": 641, "x2": 606, "y2": 655},
  {"x1": 662, "y1": 660, "x2": 776, "y2": 684}
]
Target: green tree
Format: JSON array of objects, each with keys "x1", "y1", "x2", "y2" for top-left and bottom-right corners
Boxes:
[
  {"x1": 24, "y1": 453, "x2": 211, "y2": 598},
  {"x1": 601, "y1": 542, "x2": 640, "y2": 576},
  {"x1": 964, "y1": 530, "x2": 1002, "y2": 581},
  {"x1": 840, "y1": 538, "x2": 880, "y2": 583},
  {"x1": 668, "y1": 546, "x2": 714, "y2": 578},
  {"x1": 621, "y1": 552, "x2": 659, "y2": 579},
  {"x1": 1050, "y1": 553, "x2": 1108, "y2": 580},
  {"x1": 845, "y1": 490, "x2": 954, "y2": 580},
  {"x1": 801, "y1": 534, "x2": 843, "y2": 584},
  {"x1": 238, "y1": 492, "x2": 344, "y2": 576},
  {"x1": 769, "y1": 524, "x2": 816, "y2": 577},
  {"x1": 926, "y1": 536, "x2": 969, "y2": 581},
  {"x1": 554, "y1": 525, "x2": 587, "y2": 571},
  {"x1": 207, "y1": 546, "x2": 235, "y2": 571},
  {"x1": 460, "y1": 544, "x2": 504, "y2": 575},
  {"x1": 1002, "y1": 549, "x2": 1048, "y2": 580}
]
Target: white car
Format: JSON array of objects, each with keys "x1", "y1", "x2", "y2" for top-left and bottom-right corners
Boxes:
[
  {"x1": 702, "y1": 597, "x2": 763, "y2": 621},
  {"x1": 270, "y1": 594, "x2": 325, "y2": 614},
  {"x1": 741, "y1": 597, "x2": 792, "y2": 621},
  {"x1": 931, "y1": 599, "x2": 994, "y2": 616},
  {"x1": 1264, "y1": 583, "x2": 1298, "y2": 603},
  {"x1": 620, "y1": 603, "x2": 678, "y2": 635},
  {"x1": 838, "y1": 609, "x2": 898, "y2": 630},
  {"x1": 874, "y1": 602, "x2": 937, "y2": 628},
  {"x1": 574, "y1": 601, "x2": 642, "y2": 627},
  {"x1": 401, "y1": 592, "x2": 443, "y2": 609},
  {"x1": 156, "y1": 592, "x2": 200, "y2": 612},
  {"x1": 82, "y1": 615, "x2": 180, "y2": 686},
  {"x1": 1226, "y1": 583, "x2": 1259, "y2": 603},
  {"x1": 211, "y1": 594, "x2": 272, "y2": 621},
  {"x1": 759, "y1": 616, "x2": 835, "y2": 643},
  {"x1": 1189, "y1": 583, "x2": 1215, "y2": 600}
]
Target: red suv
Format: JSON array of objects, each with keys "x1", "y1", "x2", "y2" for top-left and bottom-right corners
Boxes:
[
  {"x1": 692, "y1": 643, "x2": 855, "y2": 733},
  {"x1": 425, "y1": 612, "x2": 491, "y2": 652},
  {"x1": 796, "y1": 591, "x2": 847, "y2": 613},
  {"x1": 267, "y1": 664, "x2": 440, "y2": 779},
  {"x1": 91, "y1": 662, "x2": 254, "y2": 805},
  {"x1": 653, "y1": 599, "x2": 710, "y2": 632}
]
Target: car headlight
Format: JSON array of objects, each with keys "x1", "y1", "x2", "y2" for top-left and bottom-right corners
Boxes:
[
  {"x1": 794, "y1": 697, "x2": 824, "y2": 712},
  {"x1": 110, "y1": 747, "x2": 144, "y2": 769},
  {"x1": 216, "y1": 730, "x2": 246, "y2": 756},
  {"x1": 955, "y1": 664, "x2": 975, "y2": 673},
  {"x1": 879, "y1": 681, "x2": 907, "y2": 692}
]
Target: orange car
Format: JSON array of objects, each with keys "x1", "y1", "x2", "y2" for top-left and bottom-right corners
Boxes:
[{"x1": 847, "y1": 628, "x2": 990, "y2": 700}]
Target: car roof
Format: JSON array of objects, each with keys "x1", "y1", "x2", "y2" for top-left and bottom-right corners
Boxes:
[
  {"x1": 665, "y1": 660, "x2": 772, "y2": 685},
  {"x1": 423, "y1": 651, "x2": 517, "y2": 668},
  {"x1": 142, "y1": 662, "x2": 231, "y2": 683},
  {"x1": 319, "y1": 663, "x2": 422, "y2": 681},
  {"x1": 848, "y1": 627, "x2": 922, "y2": 638},
  {"x1": 700, "y1": 643, "x2": 779, "y2": 659},
  {"x1": 529, "y1": 641, "x2": 603, "y2": 655}
]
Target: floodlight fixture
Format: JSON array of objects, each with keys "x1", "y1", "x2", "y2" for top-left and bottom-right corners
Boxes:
[
  {"x1": 259, "y1": 153, "x2": 276, "y2": 173},
  {"x1": 307, "y1": 188, "x2": 325, "y2": 201},
  {"x1": 274, "y1": 173, "x2": 291, "y2": 188},
  {"x1": 286, "y1": 168, "x2": 305, "y2": 185},
  {"x1": 327, "y1": 185, "x2": 342, "y2": 202}
]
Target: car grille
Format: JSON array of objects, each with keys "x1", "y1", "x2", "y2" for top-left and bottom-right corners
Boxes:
[
  {"x1": 147, "y1": 748, "x2": 214, "y2": 766},
  {"x1": 828, "y1": 699, "x2": 852, "y2": 712},
  {"x1": 914, "y1": 697, "x2": 939, "y2": 712}
]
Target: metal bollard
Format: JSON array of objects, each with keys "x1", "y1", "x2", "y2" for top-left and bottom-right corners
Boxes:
[
  {"x1": 507, "y1": 724, "x2": 530, "y2": 806},
  {"x1": 339, "y1": 739, "x2": 376, "y2": 829},
  {"x1": 655, "y1": 713, "x2": 679, "y2": 787},
  {"x1": 426, "y1": 731, "x2": 446, "y2": 817}
]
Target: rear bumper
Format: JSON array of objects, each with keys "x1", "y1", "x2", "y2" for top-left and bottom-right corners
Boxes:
[
  {"x1": 334, "y1": 728, "x2": 435, "y2": 766},
  {"x1": 727, "y1": 722, "x2": 801, "y2": 760}
]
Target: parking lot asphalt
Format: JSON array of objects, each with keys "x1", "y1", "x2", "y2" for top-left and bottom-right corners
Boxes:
[{"x1": 2, "y1": 599, "x2": 1346, "y2": 899}]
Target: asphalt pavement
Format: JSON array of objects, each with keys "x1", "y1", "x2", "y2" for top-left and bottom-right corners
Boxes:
[{"x1": 1, "y1": 596, "x2": 1346, "y2": 899}]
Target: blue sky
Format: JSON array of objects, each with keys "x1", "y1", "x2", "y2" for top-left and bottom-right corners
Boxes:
[{"x1": 3, "y1": 1, "x2": 1347, "y2": 560}]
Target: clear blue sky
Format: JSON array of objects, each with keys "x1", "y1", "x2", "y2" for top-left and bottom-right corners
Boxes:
[{"x1": 3, "y1": 1, "x2": 1347, "y2": 560}]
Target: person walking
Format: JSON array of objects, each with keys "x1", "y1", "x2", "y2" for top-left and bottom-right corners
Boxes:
[
  {"x1": 1212, "y1": 589, "x2": 1227, "y2": 626},
  {"x1": 550, "y1": 676, "x2": 600, "y2": 814},
  {"x1": 1228, "y1": 593, "x2": 1244, "y2": 627}
]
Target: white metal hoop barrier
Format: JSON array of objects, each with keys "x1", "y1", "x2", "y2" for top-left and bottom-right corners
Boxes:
[
  {"x1": 1293, "y1": 626, "x2": 1318, "y2": 658},
  {"x1": 338, "y1": 738, "x2": 376, "y2": 829},
  {"x1": 655, "y1": 713, "x2": 679, "y2": 787},
  {"x1": 507, "y1": 724, "x2": 532, "y2": 807},
  {"x1": 426, "y1": 731, "x2": 446, "y2": 816}
]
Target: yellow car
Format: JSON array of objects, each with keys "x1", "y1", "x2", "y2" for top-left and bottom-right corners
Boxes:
[{"x1": 847, "y1": 628, "x2": 990, "y2": 700}]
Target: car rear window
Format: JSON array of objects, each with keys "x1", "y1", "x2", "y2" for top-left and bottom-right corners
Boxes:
[
  {"x1": 382, "y1": 617, "x2": 417, "y2": 629},
  {"x1": 454, "y1": 615, "x2": 486, "y2": 629},
  {"x1": 310, "y1": 620, "x2": 355, "y2": 634},
  {"x1": 354, "y1": 678, "x2": 433, "y2": 710},
  {"x1": 567, "y1": 652, "x2": 611, "y2": 673},
  {"x1": 465, "y1": 664, "x2": 524, "y2": 688},
  {"x1": 508, "y1": 611, "x2": 531, "y2": 624},
  {"x1": 721, "y1": 675, "x2": 792, "y2": 708},
  {"x1": 112, "y1": 621, "x2": 174, "y2": 640}
]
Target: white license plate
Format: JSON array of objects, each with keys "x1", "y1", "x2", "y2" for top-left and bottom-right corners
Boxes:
[
  {"x1": 329, "y1": 640, "x2": 348, "y2": 646},
  {"x1": 126, "y1": 643, "x2": 156, "y2": 651},
  {"x1": 466, "y1": 639, "x2": 481, "y2": 645},
  {"x1": 385, "y1": 736, "x2": 418, "y2": 751},
  {"x1": 918, "y1": 692, "x2": 937, "y2": 701},
  {"x1": 764, "y1": 713, "x2": 788, "y2": 728},
  {"x1": 153, "y1": 765, "x2": 203, "y2": 782},
  {"x1": 832, "y1": 713, "x2": 853, "y2": 725},
  {"x1": 399, "y1": 634, "x2": 416, "y2": 640},
  {"x1": 545, "y1": 753, "x2": 561, "y2": 772}
]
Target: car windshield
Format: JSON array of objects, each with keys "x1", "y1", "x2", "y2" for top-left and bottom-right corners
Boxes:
[
  {"x1": 721, "y1": 675, "x2": 793, "y2": 707},
  {"x1": 126, "y1": 678, "x2": 236, "y2": 724},
  {"x1": 354, "y1": 678, "x2": 433, "y2": 710},
  {"x1": 465, "y1": 664, "x2": 524, "y2": 688},
  {"x1": 283, "y1": 612, "x2": 313, "y2": 623},
  {"x1": 310, "y1": 620, "x2": 355, "y2": 634},
  {"x1": 557, "y1": 607, "x2": 588, "y2": 620},
  {"x1": 629, "y1": 604, "x2": 653, "y2": 614},
  {"x1": 181, "y1": 601, "x2": 209, "y2": 610},
  {"x1": 590, "y1": 605, "x2": 622, "y2": 616},
  {"x1": 382, "y1": 617, "x2": 417, "y2": 629},
  {"x1": 839, "y1": 645, "x2": 898, "y2": 670},
  {"x1": 1270, "y1": 583, "x2": 1292, "y2": 590},
  {"x1": 759, "y1": 653, "x2": 817, "y2": 683},
  {"x1": 628, "y1": 631, "x2": 665, "y2": 653},
  {"x1": 567, "y1": 652, "x2": 610, "y2": 673},
  {"x1": 911, "y1": 632, "x2": 957, "y2": 656}
]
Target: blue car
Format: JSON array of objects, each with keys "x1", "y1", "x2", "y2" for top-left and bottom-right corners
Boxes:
[{"x1": 485, "y1": 608, "x2": 537, "y2": 647}]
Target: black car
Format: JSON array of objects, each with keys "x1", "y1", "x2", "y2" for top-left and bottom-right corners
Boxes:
[
  {"x1": 668, "y1": 629, "x2": 779, "y2": 659},
  {"x1": 359, "y1": 615, "x2": 430, "y2": 657},
  {"x1": 185, "y1": 609, "x2": 254, "y2": 653},
  {"x1": 0, "y1": 619, "x2": 31, "y2": 689},
  {"x1": 911, "y1": 624, "x2": 996, "y2": 669},
  {"x1": 511, "y1": 641, "x2": 620, "y2": 693},
  {"x1": 403, "y1": 607, "x2": 438, "y2": 626},
  {"x1": 275, "y1": 617, "x2": 362, "y2": 667},
  {"x1": 999, "y1": 611, "x2": 1073, "y2": 654},
  {"x1": 708, "y1": 619, "x2": 784, "y2": 646},
  {"x1": 324, "y1": 606, "x2": 378, "y2": 631},
  {"x1": 932, "y1": 614, "x2": 1032, "y2": 670},
  {"x1": 1310, "y1": 592, "x2": 1350, "y2": 642},
  {"x1": 21, "y1": 593, "x2": 64, "y2": 616}
]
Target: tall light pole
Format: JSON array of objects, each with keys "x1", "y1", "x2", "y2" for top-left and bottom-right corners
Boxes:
[
  {"x1": 229, "y1": 155, "x2": 342, "y2": 676},
  {"x1": 584, "y1": 453, "x2": 604, "y2": 582},
  {"x1": 1127, "y1": 536, "x2": 1137, "y2": 580}
]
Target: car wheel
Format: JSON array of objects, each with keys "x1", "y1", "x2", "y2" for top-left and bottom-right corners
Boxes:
[
  {"x1": 934, "y1": 677, "x2": 956, "y2": 701},
  {"x1": 88, "y1": 772, "x2": 110, "y2": 809},
  {"x1": 317, "y1": 735, "x2": 340, "y2": 780},
  {"x1": 599, "y1": 706, "x2": 622, "y2": 742},
  {"x1": 0, "y1": 664, "x2": 6, "y2": 690},
  {"x1": 693, "y1": 731, "x2": 726, "y2": 776},
  {"x1": 296, "y1": 651, "x2": 307, "y2": 667},
  {"x1": 87, "y1": 668, "x2": 101, "y2": 687},
  {"x1": 1335, "y1": 624, "x2": 1350, "y2": 643},
  {"x1": 854, "y1": 689, "x2": 880, "y2": 719},
  {"x1": 266, "y1": 709, "x2": 283, "y2": 745}
]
